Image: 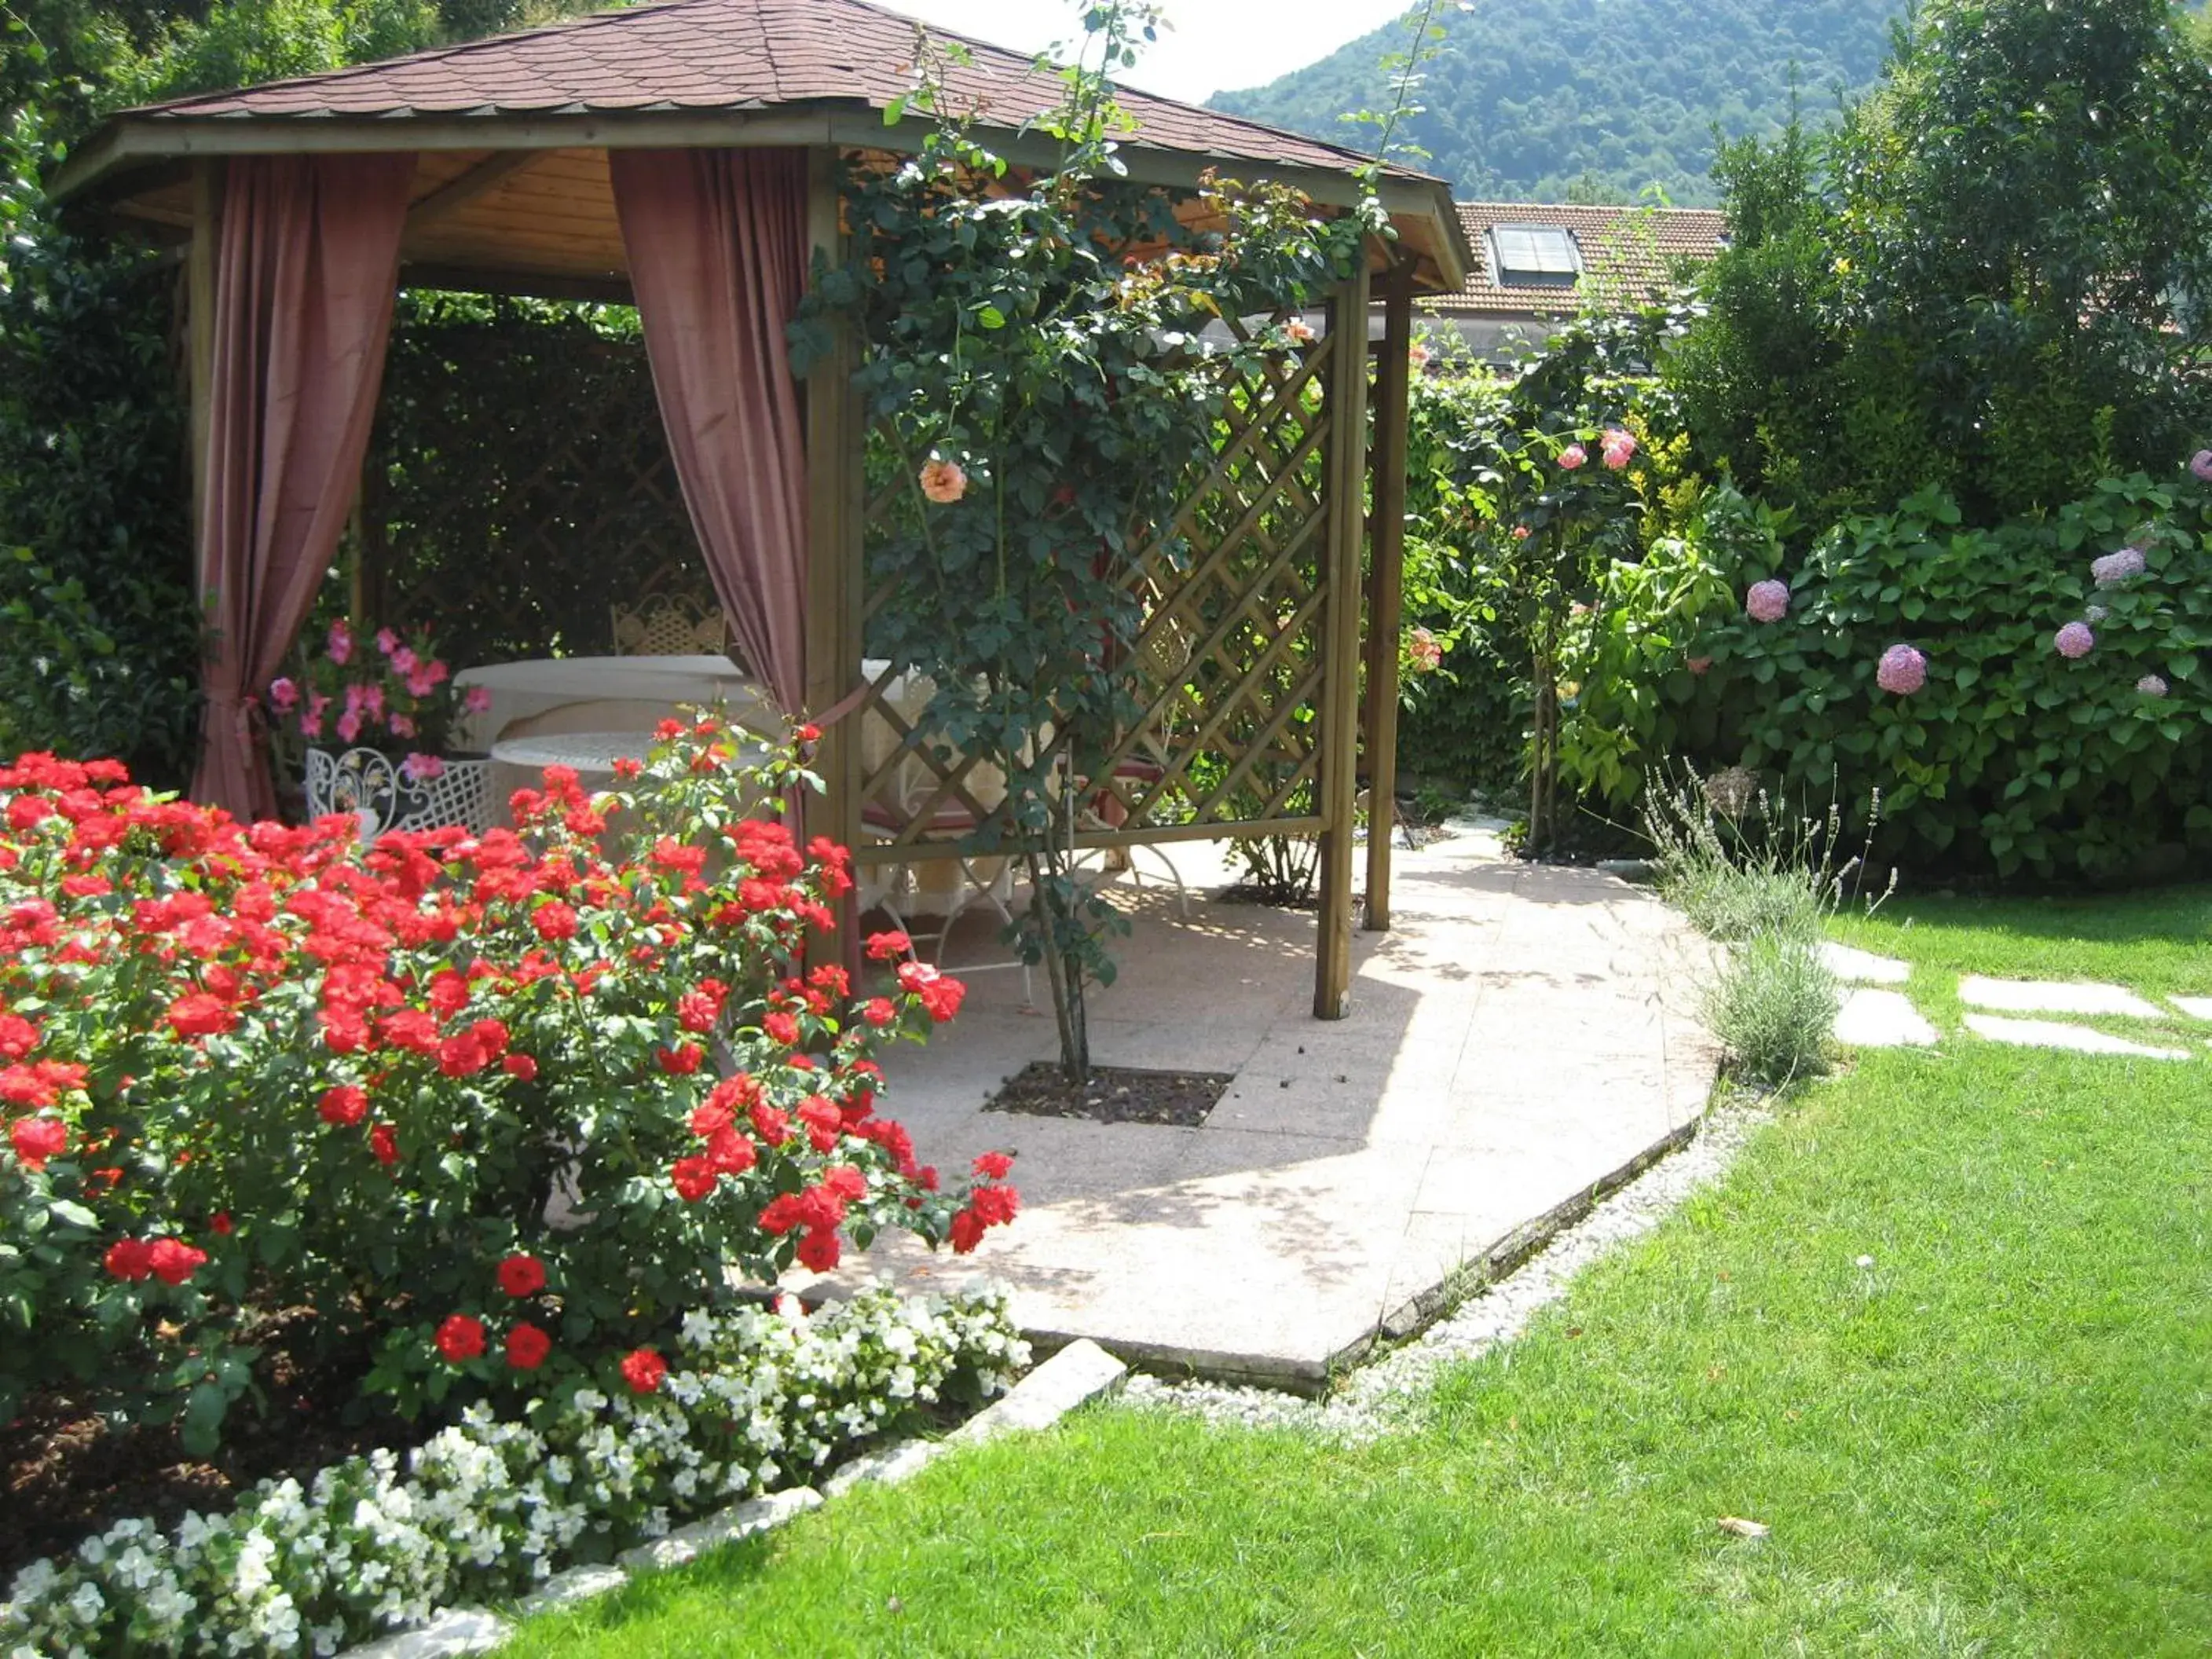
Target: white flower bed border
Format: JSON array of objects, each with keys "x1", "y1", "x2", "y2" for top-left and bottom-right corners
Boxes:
[{"x1": 3, "y1": 1288, "x2": 1031, "y2": 1659}]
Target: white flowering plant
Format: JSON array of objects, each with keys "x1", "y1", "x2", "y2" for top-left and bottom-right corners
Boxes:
[{"x1": 2, "y1": 1285, "x2": 1027, "y2": 1659}]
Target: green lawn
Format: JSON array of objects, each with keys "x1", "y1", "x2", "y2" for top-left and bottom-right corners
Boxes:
[{"x1": 502, "y1": 894, "x2": 2212, "y2": 1657}]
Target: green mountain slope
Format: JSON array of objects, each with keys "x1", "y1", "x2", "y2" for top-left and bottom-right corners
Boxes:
[{"x1": 1210, "y1": 0, "x2": 1905, "y2": 207}]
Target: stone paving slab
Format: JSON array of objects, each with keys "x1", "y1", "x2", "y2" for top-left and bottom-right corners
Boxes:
[
  {"x1": 814, "y1": 837, "x2": 1721, "y2": 1388},
  {"x1": 2171, "y1": 996, "x2": 2212, "y2": 1023},
  {"x1": 1821, "y1": 942, "x2": 1912, "y2": 985},
  {"x1": 1961, "y1": 1013, "x2": 2191, "y2": 1060},
  {"x1": 1834, "y1": 987, "x2": 1939, "y2": 1048},
  {"x1": 1960, "y1": 975, "x2": 2165, "y2": 1020}
]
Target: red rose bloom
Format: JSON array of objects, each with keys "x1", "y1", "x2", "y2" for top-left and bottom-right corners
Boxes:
[
  {"x1": 436, "y1": 1313, "x2": 487, "y2": 1362},
  {"x1": 9, "y1": 1114, "x2": 67, "y2": 1173},
  {"x1": 861, "y1": 997, "x2": 896, "y2": 1027},
  {"x1": 438, "y1": 1031, "x2": 493, "y2": 1078},
  {"x1": 165, "y1": 992, "x2": 236, "y2": 1039},
  {"x1": 502, "y1": 1052, "x2": 538, "y2": 1081},
  {"x1": 949, "y1": 1210, "x2": 985, "y2": 1254},
  {"x1": 506, "y1": 1322, "x2": 552, "y2": 1370},
  {"x1": 796, "y1": 1227, "x2": 841, "y2": 1272},
  {"x1": 146, "y1": 1237, "x2": 207, "y2": 1286},
  {"x1": 0, "y1": 1013, "x2": 38, "y2": 1060},
  {"x1": 319, "y1": 1083, "x2": 368, "y2": 1126},
  {"x1": 104, "y1": 1237, "x2": 154, "y2": 1280},
  {"x1": 532, "y1": 900, "x2": 580, "y2": 943},
  {"x1": 705, "y1": 1126, "x2": 756, "y2": 1174},
  {"x1": 762, "y1": 1011, "x2": 800, "y2": 1046},
  {"x1": 211, "y1": 1211, "x2": 234, "y2": 1236},
  {"x1": 656, "y1": 1042, "x2": 705, "y2": 1075},
  {"x1": 671, "y1": 1155, "x2": 719, "y2": 1203},
  {"x1": 619, "y1": 1346, "x2": 667, "y2": 1394},
  {"x1": 369, "y1": 1122, "x2": 399, "y2": 1166},
  {"x1": 972, "y1": 1151, "x2": 1015, "y2": 1180},
  {"x1": 496, "y1": 1253, "x2": 546, "y2": 1298},
  {"x1": 865, "y1": 930, "x2": 911, "y2": 961}
]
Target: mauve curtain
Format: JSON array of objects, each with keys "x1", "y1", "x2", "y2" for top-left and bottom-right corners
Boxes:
[
  {"x1": 610, "y1": 148, "x2": 811, "y2": 716},
  {"x1": 192, "y1": 152, "x2": 414, "y2": 819}
]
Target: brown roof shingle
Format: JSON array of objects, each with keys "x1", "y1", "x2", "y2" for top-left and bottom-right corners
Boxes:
[
  {"x1": 1426, "y1": 201, "x2": 1725, "y2": 317},
  {"x1": 127, "y1": 0, "x2": 1425, "y2": 183}
]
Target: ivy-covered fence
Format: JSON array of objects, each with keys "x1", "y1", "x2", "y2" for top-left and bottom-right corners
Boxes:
[{"x1": 359, "y1": 296, "x2": 709, "y2": 676}]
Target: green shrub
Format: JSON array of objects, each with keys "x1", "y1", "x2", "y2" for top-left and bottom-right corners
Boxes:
[
  {"x1": 1701, "y1": 471, "x2": 2212, "y2": 880},
  {"x1": 1702, "y1": 932, "x2": 1838, "y2": 1088}
]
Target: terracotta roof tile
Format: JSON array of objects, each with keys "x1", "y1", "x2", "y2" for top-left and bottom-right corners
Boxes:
[
  {"x1": 130, "y1": 0, "x2": 1421, "y2": 181},
  {"x1": 1426, "y1": 200, "x2": 1726, "y2": 317}
]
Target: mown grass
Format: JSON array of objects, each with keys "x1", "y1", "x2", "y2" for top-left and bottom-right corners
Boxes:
[{"x1": 500, "y1": 894, "x2": 2212, "y2": 1658}]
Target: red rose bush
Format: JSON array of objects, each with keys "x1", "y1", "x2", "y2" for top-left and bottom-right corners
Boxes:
[{"x1": 0, "y1": 720, "x2": 1019, "y2": 1448}]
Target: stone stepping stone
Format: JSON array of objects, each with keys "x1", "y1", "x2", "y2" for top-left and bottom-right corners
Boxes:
[
  {"x1": 2170, "y1": 996, "x2": 2212, "y2": 1023},
  {"x1": 1959, "y1": 976, "x2": 2164, "y2": 1020},
  {"x1": 1961, "y1": 1013, "x2": 2191, "y2": 1061},
  {"x1": 1833, "y1": 988, "x2": 1937, "y2": 1048},
  {"x1": 1821, "y1": 943, "x2": 1910, "y2": 985}
]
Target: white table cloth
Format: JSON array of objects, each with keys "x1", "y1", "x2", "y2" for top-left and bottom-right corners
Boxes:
[{"x1": 453, "y1": 655, "x2": 777, "y2": 750}]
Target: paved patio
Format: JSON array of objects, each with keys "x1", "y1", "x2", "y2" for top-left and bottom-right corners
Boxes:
[{"x1": 819, "y1": 831, "x2": 1723, "y2": 1390}]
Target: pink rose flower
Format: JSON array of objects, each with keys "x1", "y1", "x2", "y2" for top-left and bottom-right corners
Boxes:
[
  {"x1": 1558, "y1": 443, "x2": 1588, "y2": 471},
  {"x1": 1405, "y1": 627, "x2": 1444, "y2": 673},
  {"x1": 1284, "y1": 317, "x2": 1316, "y2": 344},
  {"x1": 267, "y1": 676, "x2": 300, "y2": 712},
  {"x1": 301, "y1": 693, "x2": 330, "y2": 740},
  {"x1": 918, "y1": 458, "x2": 968, "y2": 504},
  {"x1": 375, "y1": 628, "x2": 400, "y2": 655},
  {"x1": 402, "y1": 753, "x2": 446, "y2": 782},
  {"x1": 1686, "y1": 656, "x2": 1713, "y2": 676},
  {"x1": 390, "y1": 646, "x2": 419, "y2": 676},
  {"x1": 389, "y1": 713, "x2": 416, "y2": 739},
  {"x1": 464, "y1": 686, "x2": 493, "y2": 714},
  {"x1": 335, "y1": 710, "x2": 362, "y2": 744},
  {"x1": 2054, "y1": 621, "x2": 2095, "y2": 659},
  {"x1": 1600, "y1": 427, "x2": 1637, "y2": 470},
  {"x1": 1408, "y1": 342, "x2": 1431, "y2": 370},
  {"x1": 362, "y1": 686, "x2": 385, "y2": 720},
  {"x1": 327, "y1": 621, "x2": 353, "y2": 665},
  {"x1": 1876, "y1": 643, "x2": 1928, "y2": 695},
  {"x1": 425, "y1": 659, "x2": 449, "y2": 686},
  {"x1": 405, "y1": 672, "x2": 436, "y2": 699},
  {"x1": 1511, "y1": 525, "x2": 1531, "y2": 541},
  {"x1": 1745, "y1": 580, "x2": 1789, "y2": 624}
]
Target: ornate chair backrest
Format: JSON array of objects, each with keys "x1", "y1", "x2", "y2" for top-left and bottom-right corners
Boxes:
[{"x1": 610, "y1": 597, "x2": 729, "y2": 657}]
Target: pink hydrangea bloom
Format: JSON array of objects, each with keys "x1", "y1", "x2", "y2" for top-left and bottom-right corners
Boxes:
[
  {"x1": 1600, "y1": 427, "x2": 1637, "y2": 470},
  {"x1": 267, "y1": 676, "x2": 300, "y2": 712},
  {"x1": 2054, "y1": 621, "x2": 2096, "y2": 659},
  {"x1": 1558, "y1": 443, "x2": 1588, "y2": 471},
  {"x1": 1876, "y1": 643, "x2": 1927, "y2": 695},
  {"x1": 2091, "y1": 548, "x2": 2146, "y2": 587},
  {"x1": 2137, "y1": 674, "x2": 2170, "y2": 697},
  {"x1": 1745, "y1": 580, "x2": 1790, "y2": 624},
  {"x1": 2085, "y1": 604, "x2": 2108, "y2": 623},
  {"x1": 2192, "y1": 450, "x2": 2212, "y2": 482}
]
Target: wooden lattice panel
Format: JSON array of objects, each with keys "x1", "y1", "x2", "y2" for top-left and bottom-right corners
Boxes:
[{"x1": 852, "y1": 306, "x2": 1351, "y2": 860}]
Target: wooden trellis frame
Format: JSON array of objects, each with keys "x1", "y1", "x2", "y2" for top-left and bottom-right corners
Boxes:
[{"x1": 804, "y1": 159, "x2": 1382, "y2": 1016}]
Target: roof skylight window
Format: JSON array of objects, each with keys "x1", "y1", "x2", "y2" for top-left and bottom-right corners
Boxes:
[{"x1": 1488, "y1": 224, "x2": 1583, "y2": 287}]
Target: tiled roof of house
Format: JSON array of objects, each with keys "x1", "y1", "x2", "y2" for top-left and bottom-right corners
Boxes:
[
  {"x1": 125, "y1": 0, "x2": 1426, "y2": 183},
  {"x1": 1426, "y1": 201, "x2": 1726, "y2": 317}
]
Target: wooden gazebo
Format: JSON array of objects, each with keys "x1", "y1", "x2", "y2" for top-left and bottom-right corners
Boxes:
[{"x1": 54, "y1": 0, "x2": 1473, "y2": 1019}]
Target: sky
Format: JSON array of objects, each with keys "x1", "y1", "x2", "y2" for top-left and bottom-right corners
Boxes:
[{"x1": 866, "y1": 0, "x2": 1426, "y2": 106}]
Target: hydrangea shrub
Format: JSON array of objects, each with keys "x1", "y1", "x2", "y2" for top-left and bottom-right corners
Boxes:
[
  {"x1": 0, "y1": 720, "x2": 1016, "y2": 1447},
  {"x1": 1698, "y1": 469, "x2": 2212, "y2": 877}
]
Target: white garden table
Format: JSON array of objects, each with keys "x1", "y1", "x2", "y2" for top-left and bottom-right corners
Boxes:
[{"x1": 452, "y1": 654, "x2": 778, "y2": 750}]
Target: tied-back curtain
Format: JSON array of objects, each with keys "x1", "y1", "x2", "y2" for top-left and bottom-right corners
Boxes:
[
  {"x1": 192, "y1": 152, "x2": 415, "y2": 819},
  {"x1": 610, "y1": 148, "x2": 811, "y2": 716}
]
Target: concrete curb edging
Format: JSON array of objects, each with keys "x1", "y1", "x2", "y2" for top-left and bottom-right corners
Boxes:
[{"x1": 327, "y1": 1339, "x2": 1128, "y2": 1659}]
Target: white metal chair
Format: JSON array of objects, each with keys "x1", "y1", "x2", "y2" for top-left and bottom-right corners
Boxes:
[
  {"x1": 610, "y1": 596, "x2": 730, "y2": 657},
  {"x1": 304, "y1": 746, "x2": 491, "y2": 844}
]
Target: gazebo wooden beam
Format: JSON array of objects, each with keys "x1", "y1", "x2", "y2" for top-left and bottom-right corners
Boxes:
[
  {"x1": 403, "y1": 150, "x2": 541, "y2": 232},
  {"x1": 1362, "y1": 260, "x2": 1415, "y2": 933},
  {"x1": 1313, "y1": 255, "x2": 1373, "y2": 1020}
]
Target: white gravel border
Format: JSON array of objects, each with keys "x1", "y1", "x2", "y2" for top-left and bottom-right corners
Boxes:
[{"x1": 1124, "y1": 1097, "x2": 1771, "y2": 1438}]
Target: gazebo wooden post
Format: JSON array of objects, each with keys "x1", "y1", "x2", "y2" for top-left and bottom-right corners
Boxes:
[
  {"x1": 803, "y1": 145, "x2": 864, "y2": 873},
  {"x1": 1313, "y1": 257, "x2": 1372, "y2": 1020},
  {"x1": 1361, "y1": 260, "x2": 1415, "y2": 932}
]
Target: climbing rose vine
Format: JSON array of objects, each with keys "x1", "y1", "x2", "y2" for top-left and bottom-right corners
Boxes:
[{"x1": 0, "y1": 723, "x2": 1015, "y2": 1448}]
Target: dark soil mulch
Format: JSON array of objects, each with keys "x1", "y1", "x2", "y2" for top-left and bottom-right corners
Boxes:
[
  {"x1": 2, "y1": 1321, "x2": 407, "y2": 1578},
  {"x1": 983, "y1": 1062, "x2": 1232, "y2": 1127},
  {"x1": 1215, "y1": 885, "x2": 1365, "y2": 914}
]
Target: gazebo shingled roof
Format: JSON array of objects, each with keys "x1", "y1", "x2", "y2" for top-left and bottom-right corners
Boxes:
[{"x1": 56, "y1": 0, "x2": 1471, "y2": 301}]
